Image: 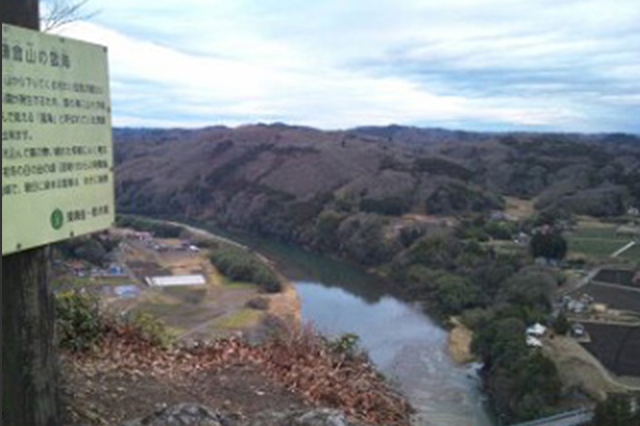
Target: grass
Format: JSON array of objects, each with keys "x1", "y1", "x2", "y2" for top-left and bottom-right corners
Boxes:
[
  {"x1": 568, "y1": 225, "x2": 634, "y2": 258},
  {"x1": 52, "y1": 275, "x2": 137, "y2": 289},
  {"x1": 210, "y1": 309, "x2": 263, "y2": 329},
  {"x1": 486, "y1": 240, "x2": 526, "y2": 256},
  {"x1": 571, "y1": 226, "x2": 620, "y2": 240},
  {"x1": 620, "y1": 244, "x2": 640, "y2": 261},
  {"x1": 221, "y1": 277, "x2": 259, "y2": 290},
  {"x1": 569, "y1": 239, "x2": 631, "y2": 257},
  {"x1": 162, "y1": 287, "x2": 208, "y2": 305}
]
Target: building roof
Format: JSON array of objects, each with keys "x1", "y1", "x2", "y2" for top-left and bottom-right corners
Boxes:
[
  {"x1": 526, "y1": 336, "x2": 543, "y2": 348},
  {"x1": 526, "y1": 323, "x2": 547, "y2": 336},
  {"x1": 146, "y1": 275, "x2": 207, "y2": 287}
]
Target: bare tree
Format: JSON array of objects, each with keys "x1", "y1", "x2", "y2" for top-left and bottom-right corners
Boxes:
[{"x1": 41, "y1": 0, "x2": 98, "y2": 32}]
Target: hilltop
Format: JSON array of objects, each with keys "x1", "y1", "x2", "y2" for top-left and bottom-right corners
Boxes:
[{"x1": 115, "y1": 124, "x2": 639, "y2": 250}]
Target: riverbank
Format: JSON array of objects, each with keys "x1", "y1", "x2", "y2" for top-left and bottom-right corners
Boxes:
[
  {"x1": 182, "y1": 219, "x2": 479, "y2": 368},
  {"x1": 119, "y1": 216, "x2": 493, "y2": 425},
  {"x1": 447, "y1": 318, "x2": 475, "y2": 365},
  {"x1": 172, "y1": 222, "x2": 303, "y2": 332},
  {"x1": 59, "y1": 219, "x2": 413, "y2": 425}
]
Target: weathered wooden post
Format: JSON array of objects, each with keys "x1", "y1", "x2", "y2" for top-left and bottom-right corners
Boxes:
[
  {"x1": 2, "y1": 1, "x2": 114, "y2": 424},
  {"x1": 2, "y1": 3, "x2": 61, "y2": 425}
]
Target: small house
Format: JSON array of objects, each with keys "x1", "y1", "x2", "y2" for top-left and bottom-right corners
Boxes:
[
  {"x1": 526, "y1": 323, "x2": 547, "y2": 338},
  {"x1": 526, "y1": 336, "x2": 543, "y2": 348}
]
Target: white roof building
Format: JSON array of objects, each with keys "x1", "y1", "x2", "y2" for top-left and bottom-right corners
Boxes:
[
  {"x1": 527, "y1": 336, "x2": 543, "y2": 348},
  {"x1": 146, "y1": 275, "x2": 207, "y2": 287},
  {"x1": 526, "y1": 323, "x2": 547, "y2": 337}
]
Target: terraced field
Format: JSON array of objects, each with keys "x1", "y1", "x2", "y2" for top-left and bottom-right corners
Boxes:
[
  {"x1": 577, "y1": 283, "x2": 640, "y2": 313},
  {"x1": 568, "y1": 226, "x2": 634, "y2": 258},
  {"x1": 594, "y1": 269, "x2": 638, "y2": 288},
  {"x1": 583, "y1": 323, "x2": 640, "y2": 377},
  {"x1": 621, "y1": 244, "x2": 640, "y2": 261}
]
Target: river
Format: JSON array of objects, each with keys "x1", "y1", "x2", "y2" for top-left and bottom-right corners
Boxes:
[{"x1": 205, "y1": 226, "x2": 494, "y2": 426}]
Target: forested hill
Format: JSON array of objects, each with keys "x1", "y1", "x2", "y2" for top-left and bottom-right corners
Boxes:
[{"x1": 114, "y1": 124, "x2": 640, "y2": 241}]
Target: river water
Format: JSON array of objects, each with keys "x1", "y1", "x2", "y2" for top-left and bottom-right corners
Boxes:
[{"x1": 206, "y1": 227, "x2": 493, "y2": 426}]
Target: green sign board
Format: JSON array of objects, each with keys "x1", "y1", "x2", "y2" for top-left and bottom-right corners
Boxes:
[{"x1": 2, "y1": 24, "x2": 114, "y2": 255}]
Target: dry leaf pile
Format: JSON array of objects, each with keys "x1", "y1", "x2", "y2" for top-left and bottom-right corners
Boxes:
[{"x1": 67, "y1": 324, "x2": 413, "y2": 426}]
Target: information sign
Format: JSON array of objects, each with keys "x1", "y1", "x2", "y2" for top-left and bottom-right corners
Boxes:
[{"x1": 2, "y1": 24, "x2": 114, "y2": 255}]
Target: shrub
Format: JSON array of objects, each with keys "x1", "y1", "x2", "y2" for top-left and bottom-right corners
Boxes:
[
  {"x1": 55, "y1": 291, "x2": 172, "y2": 351},
  {"x1": 55, "y1": 291, "x2": 105, "y2": 352},
  {"x1": 360, "y1": 196, "x2": 411, "y2": 216},
  {"x1": 592, "y1": 393, "x2": 640, "y2": 426},
  {"x1": 434, "y1": 274, "x2": 480, "y2": 314},
  {"x1": 210, "y1": 245, "x2": 283, "y2": 293},
  {"x1": 56, "y1": 235, "x2": 119, "y2": 267},
  {"x1": 325, "y1": 333, "x2": 362, "y2": 358},
  {"x1": 116, "y1": 215, "x2": 183, "y2": 238},
  {"x1": 314, "y1": 210, "x2": 346, "y2": 251},
  {"x1": 485, "y1": 221, "x2": 516, "y2": 241},
  {"x1": 552, "y1": 313, "x2": 571, "y2": 336},
  {"x1": 246, "y1": 297, "x2": 271, "y2": 311},
  {"x1": 124, "y1": 311, "x2": 173, "y2": 348},
  {"x1": 530, "y1": 231, "x2": 568, "y2": 260}
]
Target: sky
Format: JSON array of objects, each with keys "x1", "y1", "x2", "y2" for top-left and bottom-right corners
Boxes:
[{"x1": 52, "y1": 0, "x2": 640, "y2": 133}]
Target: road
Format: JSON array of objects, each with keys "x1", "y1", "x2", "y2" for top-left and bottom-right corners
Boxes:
[
  {"x1": 611, "y1": 241, "x2": 637, "y2": 258},
  {"x1": 510, "y1": 409, "x2": 593, "y2": 426}
]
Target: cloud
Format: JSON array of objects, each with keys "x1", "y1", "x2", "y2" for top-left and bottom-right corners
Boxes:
[{"x1": 55, "y1": 0, "x2": 640, "y2": 132}]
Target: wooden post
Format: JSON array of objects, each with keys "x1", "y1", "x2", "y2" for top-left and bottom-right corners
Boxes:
[{"x1": 2, "y1": 2, "x2": 60, "y2": 426}]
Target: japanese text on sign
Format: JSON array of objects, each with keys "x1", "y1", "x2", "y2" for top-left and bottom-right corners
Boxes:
[{"x1": 2, "y1": 24, "x2": 114, "y2": 255}]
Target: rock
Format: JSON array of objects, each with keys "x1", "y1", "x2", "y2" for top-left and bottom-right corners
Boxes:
[
  {"x1": 248, "y1": 409, "x2": 363, "y2": 426},
  {"x1": 121, "y1": 403, "x2": 232, "y2": 426},
  {"x1": 123, "y1": 405, "x2": 364, "y2": 426}
]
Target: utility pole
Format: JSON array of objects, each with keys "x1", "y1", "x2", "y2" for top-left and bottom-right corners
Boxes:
[{"x1": 2, "y1": 2, "x2": 61, "y2": 425}]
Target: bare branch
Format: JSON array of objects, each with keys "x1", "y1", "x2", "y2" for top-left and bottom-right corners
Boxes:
[{"x1": 41, "y1": 0, "x2": 99, "y2": 32}]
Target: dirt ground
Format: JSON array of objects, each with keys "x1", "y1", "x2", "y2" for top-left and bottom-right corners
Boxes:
[
  {"x1": 60, "y1": 356, "x2": 310, "y2": 425},
  {"x1": 108, "y1": 231, "x2": 300, "y2": 342},
  {"x1": 447, "y1": 318, "x2": 475, "y2": 364},
  {"x1": 503, "y1": 197, "x2": 535, "y2": 220},
  {"x1": 543, "y1": 335, "x2": 640, "y2": 401}
]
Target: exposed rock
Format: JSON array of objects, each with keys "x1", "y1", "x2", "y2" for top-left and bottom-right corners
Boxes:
[
  {"x1": 122, "y1": 406, "x2": 366, "y2": 426},
  {"x1": 121, "y1": 403, "x2": 232, "y2": 426},
  {"x1": 248, "y1": 409, "x2": 365, "y2": 426}
]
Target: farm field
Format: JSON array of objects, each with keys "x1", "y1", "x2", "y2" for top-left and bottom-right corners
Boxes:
[
  {"x1": 568, "y1": 225, "x2": 633, "y2": 258},
  {"x1": 594, "y1": 269, "x2": 638, "y2": 288},
  {"x1": 620, "y1": 244, "x2": 640, "y2": 261},
  {"x1": 575, "y1": 283, "x2": 640, "y2": 313},
  {"x1": 583, "y1": 323, "x2": 640, "y2": 378}
]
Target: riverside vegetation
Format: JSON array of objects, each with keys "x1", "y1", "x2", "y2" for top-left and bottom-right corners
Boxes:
[{"x1": 113, "y1": 125, "x2": 640, "y2": 424}]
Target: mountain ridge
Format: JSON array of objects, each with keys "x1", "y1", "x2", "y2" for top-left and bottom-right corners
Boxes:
[{"x1": 114, "y1": 124, "x2": 640, "y2": 257}]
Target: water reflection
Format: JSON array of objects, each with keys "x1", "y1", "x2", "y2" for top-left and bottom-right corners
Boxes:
[
  {"x1": 204, "y1": 224, "x2": 492, "y2": 425},
  {"x1": 296, "y1": 282, "x2": 493, "y2": 426}
]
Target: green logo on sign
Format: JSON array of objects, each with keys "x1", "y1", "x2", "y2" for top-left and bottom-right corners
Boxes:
[{"x1": 51, "y1": 209, "x2": 64, "y2": 230}]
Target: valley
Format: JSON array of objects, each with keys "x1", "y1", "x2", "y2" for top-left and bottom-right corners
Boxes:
[{"x1": 59, "y1": 124, "x2": 640, "y2": 425}]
